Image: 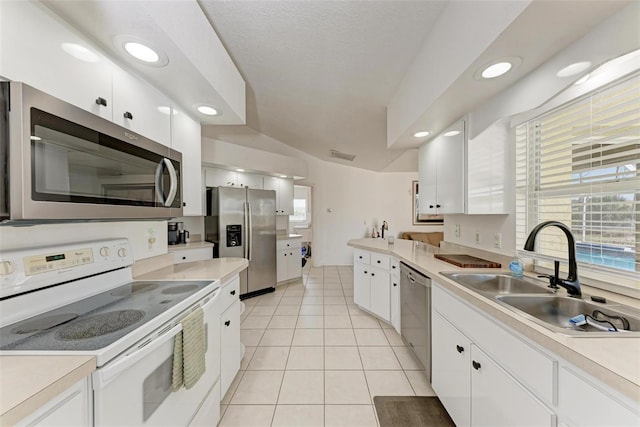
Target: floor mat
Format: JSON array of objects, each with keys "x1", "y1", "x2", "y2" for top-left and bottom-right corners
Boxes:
[{"x1": 373, "y1": 396, "x2": 455, "y2": 427}]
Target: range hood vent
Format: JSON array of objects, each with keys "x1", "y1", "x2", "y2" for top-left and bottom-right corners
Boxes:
[{"x1": 330, "y1": 149, "x2": 356, "y2": 162}]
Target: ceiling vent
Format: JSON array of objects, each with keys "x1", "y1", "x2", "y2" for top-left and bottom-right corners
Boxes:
[{"x1": 330, "y1": 149, "x2": 356, "y2": 162}]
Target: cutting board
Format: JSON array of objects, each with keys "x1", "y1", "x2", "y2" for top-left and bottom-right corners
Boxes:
[{"x1": 435, "y1": 254, "x2": 501, "y2": 268}]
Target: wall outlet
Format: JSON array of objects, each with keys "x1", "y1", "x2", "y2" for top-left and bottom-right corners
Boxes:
[
  {"x1": 455, "y1": 224, "x2": 461, "y2": 238},
  {"x1": 494, "y1": 232, "x2": 502, "y2": 249},
  {"x1": 475, "y1": 231, "x2": 480, "y2": 244}
]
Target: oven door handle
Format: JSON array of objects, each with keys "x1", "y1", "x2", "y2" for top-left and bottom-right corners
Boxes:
[{"x1": 95, "y1": 324, "x2": 183, "y2": 389}]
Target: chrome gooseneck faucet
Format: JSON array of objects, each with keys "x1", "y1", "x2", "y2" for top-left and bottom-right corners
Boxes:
[{"x1": 523, "y1": 221, "x2": 581, "y2": 297}]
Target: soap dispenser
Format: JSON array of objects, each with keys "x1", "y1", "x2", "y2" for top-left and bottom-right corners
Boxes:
[{"x1": 509, "y1": 252, "x2": 524, "y2": 278}]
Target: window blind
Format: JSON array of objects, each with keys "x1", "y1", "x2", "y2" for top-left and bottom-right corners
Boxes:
[{"x1": 515, "y1": 73, "x2": 639, "y2": 278}]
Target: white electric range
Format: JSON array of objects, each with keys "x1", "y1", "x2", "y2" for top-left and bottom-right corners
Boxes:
[{"x1": 0, "y1": 239, "x2": 222, "y2": 426}]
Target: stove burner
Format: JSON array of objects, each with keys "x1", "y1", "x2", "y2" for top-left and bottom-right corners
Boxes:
[
  {"x1": 11, "y1": 313, "x2": 79, "y2": 334},
  {"x1": 161, "y1": 284, "x2": 199, "y2": 295},
  {"x1": 111, "y1": 282, "x2": 159, "y2": 297},
  {"x1": 56, "y1": 310, "x2": 145, "y2": 341}
]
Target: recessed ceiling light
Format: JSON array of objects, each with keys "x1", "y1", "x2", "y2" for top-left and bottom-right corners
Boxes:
[
  {"x1": 557, "y1": 61, "x2": 591, "y2": 78},
  {"x1": 114, "y1": 35, "x2": 168, "y2": 67},
  {"x1": 197, "y1": 105, "x2": 219, "y2": 116},
  {"x1": 413, "y1": 131, "x2": 430, "y2": 138},
  {"x1": 280, "y1": 175, "x2": 287, "y2": 178},
  {"x1": 124, "y1": 42, "x2": 159, "y2": 63},
  {"x1": 444, "y1": 130, "x2": 461, "y2": 137},
  {"x1": 236, "y1": 168, "x2": 245, "y2": 172},
  {"x1": 482, "y1": 62, "x2": 512, "y2": 78},
  {"x1": 475, "y1": 57, "x2": 521, "y2": 80},
  {"x1": 573, "y1": 74, "x2": 591, "y2": 85},
  {"x1": 61, "y1": 43, "x2": 99, "y2": 63}
]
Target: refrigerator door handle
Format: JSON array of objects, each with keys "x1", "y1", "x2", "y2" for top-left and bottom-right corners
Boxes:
[
  {"x1": 247, "y1": 201, "x2": 253, "y2": 261},
  {"x1": 243, "y1": 201, "x2": 249, "y2": 260}
]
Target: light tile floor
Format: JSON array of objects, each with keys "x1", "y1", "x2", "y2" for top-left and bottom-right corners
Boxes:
[{"x1": 219, "y1": 264, "x2": 435, "y2": 427}]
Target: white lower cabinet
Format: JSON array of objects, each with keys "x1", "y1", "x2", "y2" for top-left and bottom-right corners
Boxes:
[
  {"x1": 432, "y1": 312, "x2": 471, "y2": 427},
  {"x1": 276, "y1": 239, "x2": 302, "y2": 282},
  {"x1": 432, "y1": 282, "x2": 555, "y2": 427},
  {"x1": 16, "y1": 377, "x2": 91, "y2": 427},
  {"x1": 353, "y1": 250, "x2": 391, "y2": 322},
  {"x1": 390, "y1": 258, "x2": 400, "y2": 333},
  {"x1": 557, "y1": 367, "x2": 639, "y2": 427},
  {"x1": 220, "y1": 298, "x2": 240, "y2": 398},
  {"x1": 470, "y1": 344, "x2": 555, "y2": 427},
  {"x1": 433, "y1": 280, "x2": 640, "y2": 427}
]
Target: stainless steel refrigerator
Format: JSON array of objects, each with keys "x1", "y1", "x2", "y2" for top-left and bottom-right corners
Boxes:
[{"x1": 205, "y1": 187, "x2": 276, "y2": 297}]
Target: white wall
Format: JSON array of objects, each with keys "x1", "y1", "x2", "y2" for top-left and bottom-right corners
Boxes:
[{"x1": 0, "y1": 221, "x2": 168, "y2": 261}]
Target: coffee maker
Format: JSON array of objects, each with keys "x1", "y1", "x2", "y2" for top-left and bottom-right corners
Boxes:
[{"x1": 168, "y1": 222, "x2": 182, "y2": 245}]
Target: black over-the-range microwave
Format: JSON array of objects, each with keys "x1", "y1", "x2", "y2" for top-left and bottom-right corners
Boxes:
[{"x1": 0, "y1": 81, "x2": 182, "y2": 223}]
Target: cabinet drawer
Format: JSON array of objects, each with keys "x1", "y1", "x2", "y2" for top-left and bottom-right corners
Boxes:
[
  {"x1": 354, "y1": 249, "x2": 370, "y2": 265},
  {"x1": 390, "y1": 258, "x2": 400, "y2": 277},
  {"x1": 433, "y1": 283, "x2": 557, "y2": 405},
  {"x1": 277, "y1": 239, "x2": 301, "y2": 251},
  {"x1": 172, "y1": 247, "x2": 212, "y2": 264},
  {"x1": 371, "y1": 253, "x2": 390, "y2": 270},
  {"x1": 220, "y1": 276, "x2": 240, "y2": 311}
]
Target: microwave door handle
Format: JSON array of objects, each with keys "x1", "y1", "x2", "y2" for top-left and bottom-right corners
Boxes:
[
  {"x1": 154, "y1": 160, "x2": 166, "y2": 206},
  {"x1": 95, "y1": 324, "x2": 183, "y2": 389},
  {"x1": 247, "y1": 201, "x2": 253, "y2": 261},
  {"x1": 163, "y1": 158, "x2": 178, "y2": 207}
]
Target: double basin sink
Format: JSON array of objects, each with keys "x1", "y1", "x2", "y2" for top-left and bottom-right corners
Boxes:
[{"x1": 440, "y1": 272, "x2": 640, "y2": 337}]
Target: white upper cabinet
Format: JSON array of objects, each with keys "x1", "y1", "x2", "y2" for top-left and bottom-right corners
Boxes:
[
  {"x1": 263, "y1": 177, "x2": 294, "y2": 215},
  {"x1": 204, "y1": 168, "x2": 239, "y2": 188},
  {"x1": 0, "y1": 1, "x2": 113, "y2": 121},
  {"x1": 466, "y1": 118, "x2": 510, "y2": 214},
  {"x1": 418, "y1": 120, "x2": 465, "y2": 215},
  {"x1": 172, "y1": 108, "x2": 203, "y2": 215},
  {"x1": 112, "y1": 67, "x2": 171, "y2": 147},
  {"x1": 236, "y1": 173, "x2": 264, "y2": 189}
]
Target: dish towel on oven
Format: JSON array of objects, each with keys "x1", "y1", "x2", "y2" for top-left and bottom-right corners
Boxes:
[{"x1": 172, "y1": 306, "x2": 206, "y2": 391}]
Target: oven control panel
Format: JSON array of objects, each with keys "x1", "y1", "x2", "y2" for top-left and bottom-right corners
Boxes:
[
  {"x1": 24, "y1": 248, "x2": 94, "y2": 276},
  {"x1": 0, "y1": 238, "x2": 132, "y2": 299}
]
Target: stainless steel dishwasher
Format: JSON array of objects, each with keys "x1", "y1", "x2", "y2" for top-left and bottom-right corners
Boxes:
[{"x1": 400, "y1": 262, "x2": 431, "y2": 381}]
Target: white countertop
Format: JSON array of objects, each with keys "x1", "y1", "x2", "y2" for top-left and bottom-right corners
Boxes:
[
  {"x1": 277, "y1": 234, "x2": 303, "y2": 240},
  {"x1": 348, "y1": 238, "x2": 640, "y2": 402},
  {"x1": 167, "y1": 241, "x2": 215, "y2": 252},
  {"x1": 0, "y1": 355, "x2": 95, "y2": 426},
  {"x1": 135, "y1": 257, "x2": 248, "y2": 283}
]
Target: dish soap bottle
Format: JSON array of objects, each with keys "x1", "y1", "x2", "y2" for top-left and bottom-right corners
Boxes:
[{"x1": 509, "y1": 253, "x2": 524, "y2": 278}]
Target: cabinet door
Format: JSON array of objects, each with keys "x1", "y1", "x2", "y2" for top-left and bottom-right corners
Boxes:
[
  {"x1": 16, "y1": 377, "x2": 91, "y2": 427},
  {"x1": 204, "y1": 168, "x2": 238, "y2": 188},
  {"x1": 390, "y1": 275, "x2": 400, "y2": 333},
  {"x1": 558, "y1": 367, "x2": 640, "y2": 427},
  {"x1": 0, "y1": 1, "x2": 113, "y2": 120},
  {"x1": 277, "y1": 249, "x2": 288, "y2": 282},
  {"x1": 171, "y1": 108, "x2": 203, "y2": 215},
  {"x1": 353, "y1": 262, "x2": 371, "y2": 310},
  {"x1": 470, "y1": 345, "x2": 555, "y2": 427},
  {"x1": 237, "y1": 172, "x2": 263, "y2": 189},
  {"x1": 369, "y1": 267, "x2": 390, "y2": 322},
  {"x1": 436, "y1": 135, "x2": 465, "y2": 214},
  {"x1": 263, "y1": 177, "x2": 280, "y2": 213},
  {"x1": 220, "y1": 300, "x2": 241, "y2": 398},
  {"x1": 287, "y1": 249, "x2": 301, "y2": 280},
  {"x1": 278, "y1": 178, "x2": 294, "y2": 215},
  {"x1": 432, "y1": 312, "x2": 471, "y2": 427},
  {"x1": 418, "y1": 140, "x2": 438, "y2": 215},
  {"x1": 112, "y1": 66, "x2": 171, "y2": 147}
]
